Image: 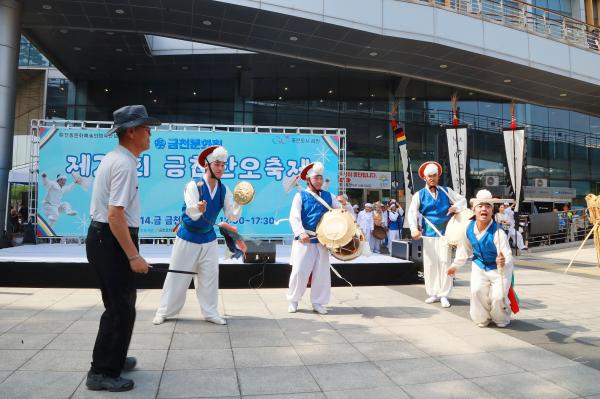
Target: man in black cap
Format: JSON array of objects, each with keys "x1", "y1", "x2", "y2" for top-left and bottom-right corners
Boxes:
[{"x1": 85, "y1": 105, "x2": 160, "y2": 392}]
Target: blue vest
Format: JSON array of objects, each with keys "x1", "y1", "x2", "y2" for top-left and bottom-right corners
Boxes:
[
  {"x1": 388, "y1": 211, "x2": 400, "y2": 231},
  {"x1": 177, "y1": 178, "x2": 226, "y2": 244},
  {"x1": 467, "y1": 220, "x2": 499, "y2": 271},
  {"x1": 299, "y1": 190, "x2": 333, "y2": 244},
  {"x1": 419, "y1": 186, "x2": 452, "y2": 237}
]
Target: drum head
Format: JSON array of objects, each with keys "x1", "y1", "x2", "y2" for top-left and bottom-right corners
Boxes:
[
  {"x1": 316, "y1": 209, "x2": 356, "y2": 249},
  {"x1": 233, "y1": 181, "x2": 255, "y2": 205},
  {"x1": 445, "y1": 208, "x2": 475, "y2": 246}
]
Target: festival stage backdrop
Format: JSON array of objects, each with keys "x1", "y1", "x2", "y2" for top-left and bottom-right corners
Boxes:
[{"x1": 36, "y1": 127, "x2": 341, "y2": 237}]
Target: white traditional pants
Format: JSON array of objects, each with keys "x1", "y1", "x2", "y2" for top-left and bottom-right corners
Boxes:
[
  {"x1": 287, "y1": 241, "x2": 331, "y2": 305},
  {"x1": 155, "y1": 238, "x2": 220, "y2": 319},
  {"x1": 363, "y1": 230, "x2": 373, "y2": 248},
  {"x1": 369, "y1": 236, "x2": 382, "y2": 252},
  {"x1": 387, "y1": 229, "x2": 400, "y2": 243},
  {"x1": 43, "y1": 202, "x2": 75, "y2": 226},
  {"x1": 508, "y1": 227, "x2": 526, "y2": 250},
  {"x1": 422, "y1": 236, "x2": 453, "y2": 298},
  {"x1": 470, "y1": 264, "x2": 513, "y2": 325}
]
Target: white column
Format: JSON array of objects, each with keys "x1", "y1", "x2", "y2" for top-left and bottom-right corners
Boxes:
[{"x1": 0, "y1": 0, "x2": 22, "y2": 231}]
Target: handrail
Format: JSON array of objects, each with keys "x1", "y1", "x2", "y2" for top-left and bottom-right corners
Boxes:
[{"x1": 403, "y1": 0, "x2": 600, "y2": 53}]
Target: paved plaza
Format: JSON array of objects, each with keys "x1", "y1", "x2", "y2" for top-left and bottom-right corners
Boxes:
[{"x1": 1, "y1": 246, "x2": 600, "y2": 398}]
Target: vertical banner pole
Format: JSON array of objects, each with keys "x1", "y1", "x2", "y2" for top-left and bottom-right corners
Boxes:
[
  {"x1": 391, "y1": 100, "x2": 414, "y2": 228},
  {"x1": 503, "y1": 128, "x2": 525, "y2": 211},
  {"x1": 445, "y1": 127, "x2": 468, "y2": 196},
  {"x1": 447, "y1": 94, "x2": 468, "y2": 197}
]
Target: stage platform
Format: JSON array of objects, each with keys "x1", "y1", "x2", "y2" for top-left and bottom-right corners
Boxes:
[{"x1": 0, "y1": 244, "x2": 421, "y2": 288}]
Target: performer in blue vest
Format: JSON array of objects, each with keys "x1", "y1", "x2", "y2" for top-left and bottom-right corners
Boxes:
[
  {"x1": 153, "y1": 146, "x2": 242, "y2": 326},
  {"x1": 448, "y1": 190, "x2": 514, "y2": 327},
  {"x1": 407, "y1": 161, "x2": 466, "y2": 308},
  {"x1": 386, "y1": 202, "x2": 403, "y2": 242},
  {"x1": 287, "y1": 161, "x2": 341, "y2": 315}
]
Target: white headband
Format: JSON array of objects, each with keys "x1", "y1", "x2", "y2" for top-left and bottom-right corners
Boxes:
[
  {"x1": 424, "y1": 163, "x2": 439, "y2": 176},
  {"x1": 307, "y1": 161, "x2": 324, "y2": 178},
  {"x1": 206, "y1": 146, "x2": 228, "y2": 163}
]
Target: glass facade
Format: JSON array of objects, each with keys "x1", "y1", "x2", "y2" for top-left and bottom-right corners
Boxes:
[
  {"x1": 532, "y1": 0, "x2": 572, "y2": 16},
  {"x1": 18, "y1": 37, "x2": 50, "y2": 68},
  {"x1": 19, "y1": 38, "x2": 599, "y2": 206}
]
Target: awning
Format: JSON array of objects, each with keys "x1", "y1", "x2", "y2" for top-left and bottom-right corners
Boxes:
[{"x1": 8, "y1": 165, "x2": 33, "y2": 184}]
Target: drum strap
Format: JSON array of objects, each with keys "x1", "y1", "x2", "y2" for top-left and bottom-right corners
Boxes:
[
  {"x1": 437, "y1": 186, "x2": 454, "y2": 205},
  {"x1": 305, "y1": 189, "x2": 334, "y2": 211},
  {"x1": 421, "y1": 215, "x2": 444, "y2": 238}
]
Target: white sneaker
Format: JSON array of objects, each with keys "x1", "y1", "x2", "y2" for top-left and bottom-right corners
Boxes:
[
  {"x1": 67, "y1": 210, "x2": 77, "y2": 216},
  {"x1": 477, "y1": 321, "x2": 490, "y2": 328},
  {"x1": 440, "y1": 297, "x2": 451, "y2": 308},
  {"x1": 425, "y1": 296, "x2": 439, "y2": 304},
  {"x1": 206, "y1": 316, "x2": 227, "y2": 325},
  {"x1": 288, "y1": 302, "x2": 298, "y2": 313},
  {"x1": 152, "y1": 315, "x2": 165, "y2": 325},
  {"x1": 496, "y1": 322, "x2": 509, "y2": 328},
  {"x1": 313, "y1": 304, "x2": 328, "y2": 315}
]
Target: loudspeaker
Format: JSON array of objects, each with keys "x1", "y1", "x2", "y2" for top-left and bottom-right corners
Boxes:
[
  {"x1": 239, "y1": 70, "x2": 253, "y2": 98},
  {"x1": 391, "y1": 239, "x2": 423, "y2": 262},
  {"x1": 22, "y1": 223, "x2": 36, "y2": 244},
  {"x1": 243, "y1": 241, "x2": 276, "y2": 263}
]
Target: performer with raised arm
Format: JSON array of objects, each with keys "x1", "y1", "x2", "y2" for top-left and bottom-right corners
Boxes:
[
  {"x1": 153, "y1": 145, "x2": 242, "y2": 326},
  {"x1": 41, "y1": 173, "x2": 81, "y2": 226},
  {"x1": 287, "y1": 161, "x2": 341, "y2": 315},
  {"x1": 387, "y1": 202, "x2": 402, "y2": 242},
  {"x1": 407, "y1": 161, "x2": 466, "y2": 308},
  {"x1": 447, "y1": 190, "x2": 515, "y2": 327}
]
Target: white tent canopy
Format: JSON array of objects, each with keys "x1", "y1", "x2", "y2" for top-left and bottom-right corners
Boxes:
[{"x1": 8, "y1": 164, "x2": 34, "y2": 184}]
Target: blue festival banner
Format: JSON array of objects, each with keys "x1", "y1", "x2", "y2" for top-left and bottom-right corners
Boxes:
[{"x1": 36, "y1": 127, "x2": 340, "y2": 237}]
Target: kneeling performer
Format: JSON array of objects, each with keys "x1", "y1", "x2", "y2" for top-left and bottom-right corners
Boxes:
[
  {"x1": 447, "y1": 190, "x2": 514, "y2": 328},
  {"x1": 287, "y1": 162, "x2": 341, "y2": 315},
  {"x1": 154, "y1": 146, "x2": 242, "y2": 326}
]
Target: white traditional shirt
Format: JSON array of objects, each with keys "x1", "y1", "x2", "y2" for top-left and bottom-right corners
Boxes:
[
  {"x1": 42, "y1": 176, "x2": 76, "y2": 206},
  {"x1": 357, "y1": 210, "x2": 374, "y2": 233},
  {"x1": 289, "y1": 189, "x2": 340, "y2": 237},
  {"x1": 450, "y1": 220, "x2": 514, "y2": 271},
  {"x1": 183, "y1": 176, "x2": 241, "y2": 222},
  {"x1": 407, "y1": 185, "x2": 467, "y2": 236}
]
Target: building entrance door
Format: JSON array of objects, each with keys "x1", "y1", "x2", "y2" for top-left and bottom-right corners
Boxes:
[{"x1": 366, "y1": 189, "x2": 381, "y2": 204}]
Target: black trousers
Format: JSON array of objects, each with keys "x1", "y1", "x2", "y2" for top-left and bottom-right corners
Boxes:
[{"x1": 86, "y1": 222, "x2": 138, "y2": 377}]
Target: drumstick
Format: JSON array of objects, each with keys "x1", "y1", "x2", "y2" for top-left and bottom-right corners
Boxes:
[
  {"x1": 149, "y1": 265, "x2": 198, "y2": 275},
  {"x1": 493, "y1": 211, "x2": 508, "y2": 312}
]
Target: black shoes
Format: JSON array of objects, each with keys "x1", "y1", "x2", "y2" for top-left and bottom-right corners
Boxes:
[
  {"x1": 86, "y1": 357, "x2": 137, "y2": 391},
  {"x1": 86, "y1": 371, "x2": 134, "y2": 392},
  {"x1": 123, "y1": 356, "x2": 137, "y2": 371}
]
